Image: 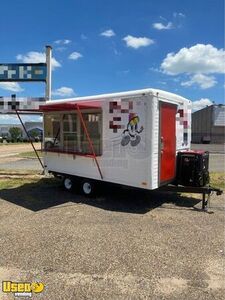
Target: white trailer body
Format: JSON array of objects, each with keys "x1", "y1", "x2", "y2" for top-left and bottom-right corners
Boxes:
[{"x1": 42, "y1": 88, "x2": 191, "y2": 190}]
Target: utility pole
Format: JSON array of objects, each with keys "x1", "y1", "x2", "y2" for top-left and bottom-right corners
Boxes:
[{"x1": 45, "y1": 45, "x2": 52, "y2": 101}]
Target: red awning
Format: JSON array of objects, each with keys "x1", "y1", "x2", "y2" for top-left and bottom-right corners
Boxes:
[{"x1": 39, "y1": 100, "x2": 102, "y2": 112}]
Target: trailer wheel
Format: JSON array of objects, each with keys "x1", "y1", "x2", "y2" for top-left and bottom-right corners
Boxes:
[
  {"x1": 81, "y1": 180, "x2": 95, "y2": 197},
  {"x1": 63, "y1": 177, "x2": 75, "y2": 192}
]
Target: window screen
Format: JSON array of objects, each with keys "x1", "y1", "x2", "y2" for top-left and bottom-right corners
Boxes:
[
  {"x1": 44, "y1": 114, "x2": 61, "y2": 150},
  {"x1": 80, "y1": 112, "x2": 102, "y2": 155},
  {"x1": 63, "y1": 114, "x2": 78, "y2": 152},
  {"x1": 44, "y1": 110, "x2": 102, "y2": 155}
]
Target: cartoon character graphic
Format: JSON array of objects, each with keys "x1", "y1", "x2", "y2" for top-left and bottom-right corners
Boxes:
[{"x1": 121, "y1": 113, "x2": 144, "y2": 146}]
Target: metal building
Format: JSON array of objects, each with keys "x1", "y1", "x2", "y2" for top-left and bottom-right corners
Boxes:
[
  {"x1": 192, "y1": 104, "x2": 225, "y2": 144},
  {"x1": 0, "y1": 122, "x2": 43, "y2": 139}
]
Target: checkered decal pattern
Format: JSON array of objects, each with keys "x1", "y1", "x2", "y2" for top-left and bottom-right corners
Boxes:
[
  {"x1": 176, "y1": 103, "x2": 191, "y2": 145},
  {"x1": 109, "y1": 101, "x2": 133, "y2": 132},
  {"x1": 0, "y1": 97, "x2": 45, "y2": 113},
  {"x1": 0, "y1": 64, "x2": 47, "y2": 81}
]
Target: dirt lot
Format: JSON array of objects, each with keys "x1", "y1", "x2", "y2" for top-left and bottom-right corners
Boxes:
[
  {"x1": 0, "y1": 176, "x2": 224, "y2": 299},
  {"x1": 0, "y1": 143, "x2": 41, "y2": 158},
  {"x1": 0, "y1": 143, "x2": 42, "y2": 171}
]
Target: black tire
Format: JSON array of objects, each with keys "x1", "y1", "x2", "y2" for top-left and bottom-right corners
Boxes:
[
  {"x1": 63, "y1": 177, "x2": 75, "y2": 192},
  {"x1": 81, "y1": 179, "x2": 96, "y2": 197}
]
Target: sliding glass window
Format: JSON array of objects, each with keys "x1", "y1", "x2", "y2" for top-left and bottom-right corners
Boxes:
[
  {"x1": 63, "y1": 113, "x2": 78, "y2": 152},
  {"x1": 44, "y1": 113, "x2": 61, "y2": 150},
  {"x1": 44, "y1": 110, "x2": 102, "y2": 155},
  {"x1": 80, "y1": 112, "x2": 102, "y2": 155}
]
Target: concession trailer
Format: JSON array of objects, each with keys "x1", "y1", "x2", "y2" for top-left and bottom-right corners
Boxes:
[{"x1": 39, "y1": 88, "x2": 195, "y2": 195}]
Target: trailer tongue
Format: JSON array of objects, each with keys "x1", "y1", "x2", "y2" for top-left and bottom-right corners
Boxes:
[{"x1": 159, "y1": 184, "x2": 223, "y2": 212}]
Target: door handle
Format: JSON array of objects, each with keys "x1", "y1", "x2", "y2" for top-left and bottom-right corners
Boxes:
[{"x1": 161, "y1": 137, "x2": 164, "y2": 154}]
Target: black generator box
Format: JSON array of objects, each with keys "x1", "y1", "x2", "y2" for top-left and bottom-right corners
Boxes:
[{"x1": 176, "y1": 151, "x2": 210, "y2": 187}]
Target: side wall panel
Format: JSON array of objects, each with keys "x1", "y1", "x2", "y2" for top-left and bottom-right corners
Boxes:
[
  {"x1": 101, "y1": 95, "x2": 152, "y2": 189},
  {"x1": 44, "y1": 95, "x2": 155, "y2": 189},
  {"x1": 176, "y1": 100, "x2": 192, "y2": 150}
]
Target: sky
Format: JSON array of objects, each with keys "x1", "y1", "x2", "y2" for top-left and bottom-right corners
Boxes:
[{"x1": 0, "y1": 0, "x2": 224, "y2": 123}]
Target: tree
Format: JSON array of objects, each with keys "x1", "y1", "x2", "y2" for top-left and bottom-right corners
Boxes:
[
  {"x1": 9, "y1": 127, "x2": 22, "y2": 142},
  {"x1": 29, "y1": 129, "x2": 38, "y2": 138}
]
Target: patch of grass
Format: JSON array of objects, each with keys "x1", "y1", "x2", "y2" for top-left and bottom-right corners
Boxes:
[
  {"x1": 0, "y1": 169, "x2": 39, "y2": 175},
  {"x1": 0, "y1": 177, "x2": 59, "y2": 190},
  {"x1": 210, "y1": 172, "x2": 225, "y2": 189},
  {"x1": 0, "y1": 178, "x2": 37, "y2": 189},
  {"x1": 17, "y1": 150, "x2": 42, "y2": 159}
]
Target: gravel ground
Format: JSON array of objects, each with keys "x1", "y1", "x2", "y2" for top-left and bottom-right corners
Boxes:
[
  {"x1": 209, "y1": 154, "x2": 225, "y2": 172},
  {"x1": 0, "y1": 143, "x2": 43, "y2": 171},
  {"x1": 0, "y1": 157, "x2": 43, "y2": 171},
  {"x1": 0, "y1": 178, "x2": 224, "y2": 299}
]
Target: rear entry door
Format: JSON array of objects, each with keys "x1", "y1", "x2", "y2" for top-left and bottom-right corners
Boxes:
[{"x1": 160, "y1": 102, "x2": 177, "y2": 185}]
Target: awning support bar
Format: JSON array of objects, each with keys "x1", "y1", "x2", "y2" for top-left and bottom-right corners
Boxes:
[
  {"x1": 15, "y1": 110, "x2": 44, "y2": 170},
  {"x1": 76, "y1": 105, "x2": 103, "y2": 180}
]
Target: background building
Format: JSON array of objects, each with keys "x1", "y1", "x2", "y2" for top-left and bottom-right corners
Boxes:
[
  {"x1": 0, "y1": 122, "x2": 43, "y2": 139},
  {"x1": 192, "y1": 104, "x2": 225, "y2": 144}
]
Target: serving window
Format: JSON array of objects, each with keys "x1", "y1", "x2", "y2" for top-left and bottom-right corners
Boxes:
[{"x1": 44, "y1": 109, "x2": 102, "y2": 156}]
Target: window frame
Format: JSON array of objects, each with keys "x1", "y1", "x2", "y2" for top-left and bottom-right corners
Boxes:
[{"x1": 43, "y1": 108, "x2": 103, "y2": 156}]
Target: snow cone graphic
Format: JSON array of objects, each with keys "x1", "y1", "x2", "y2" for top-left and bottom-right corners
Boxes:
[{"x1": 121, "y1": 113, "x2": 144, "y2": 146}]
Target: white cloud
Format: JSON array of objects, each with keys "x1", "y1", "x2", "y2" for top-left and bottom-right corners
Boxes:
[
  {"x1": 161, "y1": 44, "x2": 225, "y2": 75},
  {"x1": 154, "y1": 12, "x2": 185, "y2": 31},
  {"x1": 0, "y1": 82, "x2": 24, "y2": 92},
  {"x1": 52, "y1": 87, "x2": 75, "y2": 97},
  {"x1": 192, "y1": 98, "x2": 213, "y2": 112},
  {"x1": 149, "y1": 67, "x2": 161, "y2": 73},
  {"x1": 113, "y1": 48, "x2": 121, "y2": 55},
  {"x1": 55, "y1": 46, "x2": 67, "y2": 52},
  {"x1": 152, "y1": 22, "x2": 173, "y2": 30},
  {"x1": 117, "y1": 69, "x2": 130, "y2": 76},
  {"x1": 0, "y1": 114, "x2": 42, "y2": 124},
  {"x1": 54, "y1": 39, "x2": 71, "y2": 45},
  {"x1": 68, "y1": 52, "x2": 83, "y2": 60},
  {"x1": 100, "y1": 29, "x2": 115, "y2": 37},
  {"x1": 123, "y1": 35, "x2": 154, "y2": 49},
  {"x1": 173, "y1": 12, "x2": 186, "y2": 18},
  {"x1": 159, "y1": 16, "x2": 167, "y2": 21},
  {"x1": 0, "y1": 115, "x2": 19, "y2": 123},
  {"x1": 181, "y1": 73, "x2": 217, "y2": 89},
  {"x1": 16, "y1": 51, "x2": 61, "y2": 70},
  {"x1": 81, "y1": 34, "x2": 87, "y2": 40}
]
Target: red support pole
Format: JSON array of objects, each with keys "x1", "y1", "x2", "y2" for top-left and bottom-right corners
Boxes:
[{"x1": 76, "y1": 105, "x2": 103, "y2": 180}]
